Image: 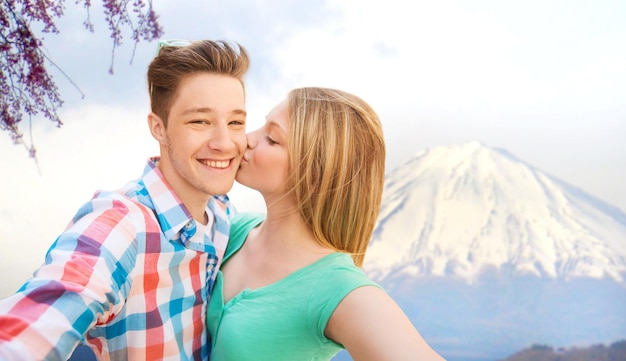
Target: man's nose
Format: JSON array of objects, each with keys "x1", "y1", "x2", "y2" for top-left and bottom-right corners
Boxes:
[{"x1": 208, "y1": 125, "x2": 235, "y2": 150}]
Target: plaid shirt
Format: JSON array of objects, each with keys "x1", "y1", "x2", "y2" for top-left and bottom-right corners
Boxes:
[{"x1": 0, "y1": 157, "x2": 234, "y2": 361}]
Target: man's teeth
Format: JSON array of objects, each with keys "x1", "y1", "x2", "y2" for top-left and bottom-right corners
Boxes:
[{"x1": 200, "y1": 160, "x2": 229, "y2": 168}]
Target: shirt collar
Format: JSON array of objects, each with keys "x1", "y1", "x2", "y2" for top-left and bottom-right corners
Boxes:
[
  {"x1": 141, "y1": 157, "x2": 196, "y2": 245},
  {"x1": 140, "y1": 157, "x2": 232, "y2": 252}
]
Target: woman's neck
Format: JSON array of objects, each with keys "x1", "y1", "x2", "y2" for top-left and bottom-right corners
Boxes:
[{"x1": 254, "y1": 199, "x2": 330, "y2": 257}]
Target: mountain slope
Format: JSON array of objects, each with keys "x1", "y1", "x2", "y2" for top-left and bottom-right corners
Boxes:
[{"x1": 364, "y1": 141, "x2": 626, "y2": 283}]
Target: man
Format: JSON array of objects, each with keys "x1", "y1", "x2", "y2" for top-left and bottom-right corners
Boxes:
[{"x1": 0, "y1": 39, "x2": 250, "y2": 360}]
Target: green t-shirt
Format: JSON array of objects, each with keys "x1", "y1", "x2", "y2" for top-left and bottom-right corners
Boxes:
[{"x1": 207, "y1": 212, "x2": 381, "y2": 361}]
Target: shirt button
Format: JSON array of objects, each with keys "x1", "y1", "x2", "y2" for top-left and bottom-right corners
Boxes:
[{"x1": 184, "y1": 222, "x2": 193, "y2": 229}]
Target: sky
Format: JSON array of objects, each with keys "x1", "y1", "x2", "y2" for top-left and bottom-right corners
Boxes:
[{"x1": 1, "y1": 0, "x2": 625, "y2": 298}]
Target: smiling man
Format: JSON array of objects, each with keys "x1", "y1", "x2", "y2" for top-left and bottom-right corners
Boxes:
[{"x1": 0, "y1": 40, "x2": 249, "y2": 361}]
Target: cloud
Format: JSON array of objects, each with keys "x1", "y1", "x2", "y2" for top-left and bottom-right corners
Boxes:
[{"x1": 2, "y1": 0, "x2": 625, "y2": 299}]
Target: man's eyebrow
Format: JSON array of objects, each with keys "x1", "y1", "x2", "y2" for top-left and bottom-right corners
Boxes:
[
  {"x1": 182, "y1": 107, "x2": 247, "y2": 116},
  {"x1": 182, "y1": 107, "x2": 214, "y2": 115}
]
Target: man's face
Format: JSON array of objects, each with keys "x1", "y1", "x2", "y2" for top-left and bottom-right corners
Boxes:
[{"x1": 152, "y1": 72, "x2": 247, "y2": 204}]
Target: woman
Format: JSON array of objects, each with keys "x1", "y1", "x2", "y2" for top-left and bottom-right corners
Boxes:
[{"x1": 207, "y1": 87, "x2": 446, "y2": 360}]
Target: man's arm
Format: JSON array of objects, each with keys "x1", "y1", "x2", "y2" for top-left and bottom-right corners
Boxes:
[{"x1": 0, "y1": 196, "x2": 139, "y2": 361}]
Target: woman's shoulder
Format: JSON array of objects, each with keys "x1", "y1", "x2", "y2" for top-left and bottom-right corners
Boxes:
[
  {"x1": 306, "y1": 253, "x2": 383, "y2": 338},
  {"x1": 225, "y1": 212, "x2": 265, "y2": 258},
  {"x1": 312, "y1": 253, "x2": 381, "y2": 297},
  {"x1": 229, "y1": 212, "x2": 265, "y2": 237}
]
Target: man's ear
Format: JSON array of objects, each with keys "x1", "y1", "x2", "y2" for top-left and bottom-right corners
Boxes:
[{"x1": 148, "y1": 112, "x2": 166, "y2": 144}]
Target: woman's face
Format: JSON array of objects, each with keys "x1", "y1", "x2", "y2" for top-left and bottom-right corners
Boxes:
[{"x1": 236, "y1": 98, "x2": 290, "y2": 200}]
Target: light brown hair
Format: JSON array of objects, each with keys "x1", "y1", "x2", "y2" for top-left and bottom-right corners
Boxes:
[
  {"x1": 286, "y1": 87, "x2": 386, "y2": 267},
  {"x1": 147, "y1": 40, "x2": 250, "y2": 125}
]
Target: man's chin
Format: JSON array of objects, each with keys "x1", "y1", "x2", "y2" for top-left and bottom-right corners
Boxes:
[{"x1": 206, "y1": 181, "x2": 236, "y2": 197}]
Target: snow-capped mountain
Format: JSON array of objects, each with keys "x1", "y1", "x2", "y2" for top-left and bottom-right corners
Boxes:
[
  {"x1": 337, "y1": 142, "x2": 626, "y2": 361},
  {"x1": 364, "y1": 141, "x2": 626, "y2": 283}
]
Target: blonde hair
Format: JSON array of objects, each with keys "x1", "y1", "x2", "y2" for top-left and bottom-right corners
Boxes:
[{"x1": 286, "y1": 87, "x2": 385, "y2": 267}]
